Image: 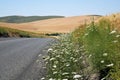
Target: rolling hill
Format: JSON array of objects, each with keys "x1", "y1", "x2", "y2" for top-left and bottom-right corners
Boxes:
[
  {"x1": 0, "y1": 15, "x2": 101, "y2": 34},
  {"x1": 0, "y1": 16, "x2": 64, "y2": 23}
]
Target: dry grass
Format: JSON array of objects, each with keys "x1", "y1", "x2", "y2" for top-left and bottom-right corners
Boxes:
[
  {"x1": 0, "y1": 15, "x2": 100, "y2": 34},
  {"x1": 98, "y1": 13, "x2": 120, "y2": 30}
]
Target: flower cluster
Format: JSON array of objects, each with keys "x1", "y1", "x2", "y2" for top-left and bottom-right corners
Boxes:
[{"x1": 44, "y1": 34, "x2": 85, "y2": 80}]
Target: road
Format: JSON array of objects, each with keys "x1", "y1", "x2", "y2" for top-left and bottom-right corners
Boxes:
[{"x1": 0, "y1": 38, "x2": 54, "y2": 80}]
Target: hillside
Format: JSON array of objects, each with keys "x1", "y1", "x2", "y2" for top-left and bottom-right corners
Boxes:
[
  {"x1": 0, "y1": 26, "x2": 46, "y2": 37},
  {"x1": 0, "y1": 16, "x2": 64, "y2": 23},
  {"x1": 0, "y1": 15, "x2": 101, "y2": 34}
]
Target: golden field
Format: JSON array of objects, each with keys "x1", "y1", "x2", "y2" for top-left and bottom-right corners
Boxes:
[{"x1": 0, "y1": 15, "x2": 100, "y2": 34}]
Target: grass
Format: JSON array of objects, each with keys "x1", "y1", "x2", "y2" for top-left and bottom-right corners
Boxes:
[
  {"x1": 0, "y1": 26, "x2": 62, "y2": 38},
  {"x1": 44, "y1": 14, "x2": 120, "y2": 80},
  {"x1": 82, "y1": 19, "x2": 120, "y2": 79},
  {"x1": 0, "y1": 26, "x2": 46, "y2": 37}
]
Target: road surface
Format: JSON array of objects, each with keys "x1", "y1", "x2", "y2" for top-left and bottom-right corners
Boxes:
[{"x1": 0, "y1": 38, "x2": 54, "y2": 80}]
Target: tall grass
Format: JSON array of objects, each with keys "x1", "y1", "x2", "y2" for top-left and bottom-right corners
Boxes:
[
  {"x1": 82, "y1": 19, "x2": 120, "y2": 79},
  {"x1": 45, "y1": 17, "x2": 120, "y2": 80}
]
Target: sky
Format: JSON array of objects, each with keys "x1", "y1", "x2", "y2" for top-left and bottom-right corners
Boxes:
[{"x1": 0, "y1": 0, "x2": 120, "y2": 17}]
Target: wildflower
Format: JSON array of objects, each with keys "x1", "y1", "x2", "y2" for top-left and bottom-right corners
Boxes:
[
  {"x1": 72, "y1": 72, "x2": 77, "y2": 74},
  {"x1": 48, "y1": 48, "x2": 53, "y2": 52},
  {"x1": 101, "y1": 60, "x2": 104, "y2": 63},
  {"x1": 56, "y1": 55, "x2": 60, "y2": 58},
  {"x1": 49, "y1": 78, "x2": 55, "y2": 80},
  {"x1": 70, "y1": 57, "x2": 74, "y2": 60},
  {"x1": 110, "y1": 30, "x2": 116, "y2": 34},
  {"x1": 113, "y1": 40, "x2": 118, "y2": 43},
  {"x1": 53, "y1": 50, "x2": 57, "y2": 53},
  {"x1": 66, "y1": 63, "x2": 70, "y2": 67},
  {"x1": 53, "y1": 71, "x2": 57, "y2": 74},
  {"x1": 73, "y1": 74, "x2": 82, "y2": 79},
  {"x1": 106, "y1": 63, "x2": 114, "y2": 67},
  {"x1": 103, "y1": 53, "x2": 108, "y2": 56},
  {"x1": 84, "y1": 33, "x2": 88, "y2": 36},
  {"x1": 79, "y1": 56, "x2": 83, "y2": 59},
  {"x1": 116, "y1": 35, "x2": 120, "y2": 38},
  {"x1": 41, "y1": 77, "x2": 45, "y2": 80},
  {"x1": 74, "y1": 60, "x2": 78, "y2": 62},
  {"x1": 75, "y1": 50, "x2": 79, "y2": 53},
  {"x1": 50, "y1": 58, "x2": 55, "y2": 61},
  {"x1": 53, "y1": 65, "x2": 57, "y2": 68},
  {"x1": 62, "y1": 72, "x2": 69, "y2": 75},
  {"x1": 89, "y1": 54, "x2": 92, "y2": 58},
  {"x1": 44, "y1": 56, "x2": 50, "y2": 61},
  {"x1": 62, "y1": 79, "x2": 68, "y2": 80}
]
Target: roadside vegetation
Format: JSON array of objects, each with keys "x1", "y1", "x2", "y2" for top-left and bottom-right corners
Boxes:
[
  {"x1": 0, "y1": 26, "x2": 46, "y2": 37},
  {"x1": 44, "y1": 13, "x2": 120, "y2": 80},
  {"x1": 0, "y1": 26, "x2": 62, "y2": 38}
]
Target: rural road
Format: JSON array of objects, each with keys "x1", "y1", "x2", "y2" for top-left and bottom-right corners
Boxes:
[{"x1": 0, "y1": 38, "x2": 55, "y2": 80}]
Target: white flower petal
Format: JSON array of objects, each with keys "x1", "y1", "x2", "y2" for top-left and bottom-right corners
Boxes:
[
  {"x1": 116, "y1": 35, "x2": 120, "y2": 38},
  {"x1": 113, "y1": 40, "x2": 118, "y2": 43},
  {"x1": 106, "y1": 63, "x2": 114, "y2": 67},
  {"x1": 101, "y1": 60, "x2": 104, "y2": 63},
  {"x1": 62, "y1": 79, "x2": 68, "y2": 80},
  {"x1": 48, "y1": 48, "x2": 53, "y2": 52},
  {"x1": 103, "y1": 53, "x2": 108, "y2": 56},
  {"x1": 41, "y1": 77, "x2": 45, "y2": 80},
  {"x1": 49, "y1": 78, "x2": 55, "y2": 80},
  {"x1": 110, "y1": 30, "x2": 116, "y2": 34},
  {"x1": 73, "y1": 74, "x2": 82, "y2": 79}
]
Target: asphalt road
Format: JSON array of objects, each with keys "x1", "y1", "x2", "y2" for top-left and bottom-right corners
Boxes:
[{"x1": 0, "y1": 38, "x2": 54, "y2": 80}]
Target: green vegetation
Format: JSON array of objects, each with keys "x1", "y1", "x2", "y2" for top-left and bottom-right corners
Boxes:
[
  {"x1": 44, "y1": 16, "x2": 120, "y2": 80},
  {"x1": 81, "y1": 19, "x2": 120, "y2": 80},
  {"x1": 46, "y1": 33, "x2": 62, "y2": 36},
  {"x1": 0, "y1": 16, "x2": 64, "y2": 23},
  {"x1": 0, "y1": 26, "x2": 45, "y2": 37},
  {"x1": 44, "y1": 34, "x2": 84, "y2": 80}
]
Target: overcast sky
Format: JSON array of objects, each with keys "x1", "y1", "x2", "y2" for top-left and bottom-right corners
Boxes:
[{"x1": 0, "y1": 0, "x2": 120, "y2": 17}]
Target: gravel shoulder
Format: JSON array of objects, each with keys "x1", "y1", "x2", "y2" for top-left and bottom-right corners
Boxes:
[{"x1": 0, "y1": 38, "x2": 19, "y2": 41}]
